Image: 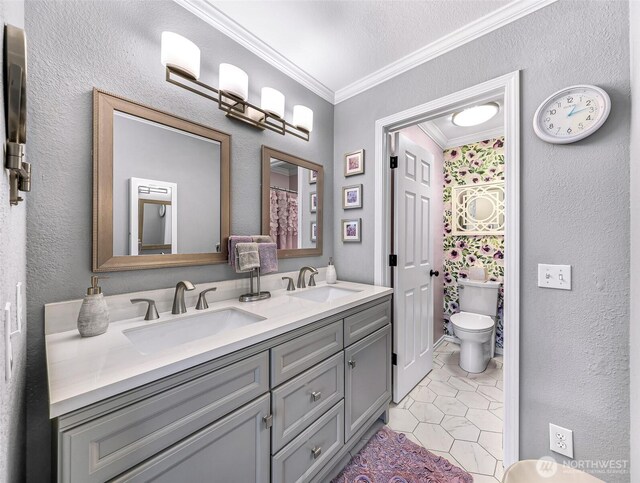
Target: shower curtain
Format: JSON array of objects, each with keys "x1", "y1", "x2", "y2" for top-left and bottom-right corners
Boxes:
[{"x1": 270, "y1": 189, "x2": 298, "y2": 249}]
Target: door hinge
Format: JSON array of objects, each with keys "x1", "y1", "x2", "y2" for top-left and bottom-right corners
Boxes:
[
  {"x1": 390, "y1": 156, "x2": 398, "y2": 169},
  {"x1": 389, "y1": 254, "x2": 397, "y2": 267},
  {"x1": 263, "y1": 414, "x2": 273, "y2": 429},
  {"x1": 392, "y1": 353, "x2": 398, "y2": 366}
]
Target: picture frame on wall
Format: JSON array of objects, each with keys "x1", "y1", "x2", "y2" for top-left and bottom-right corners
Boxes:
[
  {"x1": 342, "y1": 218, "x2": 361, "y2": 242},
  {"x1": 310, "y1": 222, "x2": 317, "y2": 242},
  {"x1": 310, "y1": 192, "x2": 317, "y2": 213},
  {"x1": 309, "y1": 170, "x2": 318, "y2": 184},
  {"x1": 344, "y1": 149, "x2": 364, "y2": 176},
  {"x1": 342, "y1": 184, "x2": 362, "y2": 209}
]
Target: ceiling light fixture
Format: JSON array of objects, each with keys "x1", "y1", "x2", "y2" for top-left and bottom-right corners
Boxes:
[
  {"x1": 161, "y1": 32, "x2": 313, "y2": 141},
  {"x1": 452, "y1": 102, "x2": 499, "y2": 127}
]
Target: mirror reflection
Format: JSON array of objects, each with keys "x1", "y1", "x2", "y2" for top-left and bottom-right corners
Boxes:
[
  {"x1": 452, "y1": 182, "x2": 505, "y2": 235},
  {"x1": 112, "y1": 112, "x2": 221, "y2": 256},
  {"x1": 268, "y1": 159, "x2": 317, "y2": 250}
]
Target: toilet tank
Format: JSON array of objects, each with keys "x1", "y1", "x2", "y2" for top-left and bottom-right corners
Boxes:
[{"x1": 457, "y1": 279, "x2": 501, "y2": 316}]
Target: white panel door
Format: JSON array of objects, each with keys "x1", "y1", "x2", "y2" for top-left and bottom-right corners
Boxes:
[{"x1": 393, "y1": 134, "x2": 435, "y2": 402}]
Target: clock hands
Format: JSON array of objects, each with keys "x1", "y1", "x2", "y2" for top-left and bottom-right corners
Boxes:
[{"x1": 567, "y1": 105, "x2": 589, "y2": 117}]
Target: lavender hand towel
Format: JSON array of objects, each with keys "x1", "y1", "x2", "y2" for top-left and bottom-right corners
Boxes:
[
  {"x1": 252, "y1": 235, "x2": 273, "y2": 244},
  {"x1": 228, "y1": 236, "x2": 252, "y2": 269},
  {"x1": 236, "y1": 243, "x2": 260, "y2": 272},
  {"x1": 258, "y1": 243, "x2": 278, "y2": 274}
]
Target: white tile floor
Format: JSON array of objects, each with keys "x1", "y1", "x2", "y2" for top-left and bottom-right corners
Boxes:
[{"x1": 388, "y1": 341, "x2": 504, "y2": 482}]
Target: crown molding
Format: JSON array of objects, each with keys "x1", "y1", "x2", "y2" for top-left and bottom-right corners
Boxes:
[
  {"x1": 334, "y1": 0, "x2": 557, "y2": 104},
  {"x1": 175, "y1": 0, "x2": 556, "y2": 106},
  {"x1": 174, "y1": 0, "x2": 335, "y2": 104},
  {"x1": 419, "y1": 121, "x2": 504, "y2": 150}
]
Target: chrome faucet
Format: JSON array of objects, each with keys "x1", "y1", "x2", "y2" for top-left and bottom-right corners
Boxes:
[
  {"x1": 172, "y1": 280, "x2": 195, "y2": 314},
  {"x1": 297, "y1": 266, "x2": 318, "y2": 289}
]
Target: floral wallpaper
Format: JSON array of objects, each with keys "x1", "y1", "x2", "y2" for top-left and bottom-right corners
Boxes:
[{"x1": 443, "y1": 137, "x2": 505, "y2": 348}]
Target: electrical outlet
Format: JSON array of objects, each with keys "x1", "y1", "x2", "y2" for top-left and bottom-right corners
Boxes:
[{"x1": 549, "y1": 423, "x2": 574, "y2": 458}]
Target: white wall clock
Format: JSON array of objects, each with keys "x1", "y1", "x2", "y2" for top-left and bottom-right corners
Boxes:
[{"x1": 533, "y1": 85, "x2": 611, "y2": 144}]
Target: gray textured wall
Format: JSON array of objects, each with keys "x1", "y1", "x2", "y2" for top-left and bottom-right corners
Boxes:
[
  {"x1": 24, "y1": 1, "x2": 333, "y2": 480},
  {"x1": 629, "y1": 1, "x2": 639, "y2": 480},
  {"x1": 0, "y1": 2, "x2": 26, "y2": 482},
  {"x1": 333, "y1": 1, "x2": 630, "y2": 480}
]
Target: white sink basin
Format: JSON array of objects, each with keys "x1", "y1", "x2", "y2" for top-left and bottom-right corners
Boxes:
[
  {"x1": 290, "y1": 286, "x2": 361, "y2": 303},
  {"x1": 124, "y1": 308, "x2": 265, "y2": 355}
]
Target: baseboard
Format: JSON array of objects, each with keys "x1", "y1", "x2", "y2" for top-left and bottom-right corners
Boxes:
[
  {"x1": 433, "y1": 335, "x2": 447, "y2": 350},
  {"x1": 442, "y1": 334, "x2": 504, "y2": 355}
]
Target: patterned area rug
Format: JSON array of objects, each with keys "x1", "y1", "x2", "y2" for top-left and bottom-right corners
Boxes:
[{"x1": 331, "y1": 426, "x2": 473, "y2": 483}]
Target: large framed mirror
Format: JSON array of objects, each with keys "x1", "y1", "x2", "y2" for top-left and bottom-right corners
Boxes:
[
  {"x1": 261, "y1": 146, "x2": 323, "y2": 258},
  {"x1": 452, "y1": 181, "x2": 505, "y2": 235},
  {"x1": 93, "y1": 89, "x2": 230, "y2": 271}
]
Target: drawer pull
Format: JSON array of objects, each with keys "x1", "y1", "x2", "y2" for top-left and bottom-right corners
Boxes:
[
  {"x1": 348, "y1": 359, "x2": 356, "y2": 369},
  {"x1": 263, "y1": 414, "x2": 273, "y2": 429},
  {"x1": 311, "y1": 446, "x2": 322, "y2": 459},
  {"x1": 311, "y1": 391, "x2": 322, "y2": 402}
]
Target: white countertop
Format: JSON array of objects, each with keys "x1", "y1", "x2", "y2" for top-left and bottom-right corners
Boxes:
[{"x1": 46, "y1": 280, "x2": 393, "y2": 418}]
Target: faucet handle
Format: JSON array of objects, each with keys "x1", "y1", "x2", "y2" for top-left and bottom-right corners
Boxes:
[
  {"x1": 309, "y1": 272, "x2": 317, "y2": 287},
  {"x1": 196, "y1": 287, "x2": 217, "y2": 310},
  {"x1": 131, "y1": 298, "x2": 160, "y2": 321},
  {"x1": 282, "y1": 277, "x2": 295, "y2": 291}
]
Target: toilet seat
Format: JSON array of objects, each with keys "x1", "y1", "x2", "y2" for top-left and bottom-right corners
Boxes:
[{"x1": 451, "y1": 312, "x2": 494, "y2": 332}]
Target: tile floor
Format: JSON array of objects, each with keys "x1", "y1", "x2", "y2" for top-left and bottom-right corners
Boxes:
[{"x1": 388, "y1": 341, "x2": 505, "y2": 482}]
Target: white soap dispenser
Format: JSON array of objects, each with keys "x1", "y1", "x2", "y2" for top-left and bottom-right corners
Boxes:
[
  {"x1": 77, "y1": 276, "x2": 110, "y2": 337},
  {"x1": 326, "y1": 257, "x2": 337, "y2": 284}
]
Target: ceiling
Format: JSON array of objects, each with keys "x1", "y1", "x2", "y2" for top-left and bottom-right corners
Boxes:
[
  {"x1": 178, "y1": 0, "x2": 556, "y2": 103},
  {"x1": 209, "y1": 0, "x2": 510, "y2": 93},
  {"x1": 420, "y1": 95, "x2": 504, "y2": 149}
]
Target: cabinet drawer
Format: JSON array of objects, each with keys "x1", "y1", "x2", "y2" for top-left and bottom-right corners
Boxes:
[
  {"x1": 271, "y1": 320, "x2": 343, "y2": 386},
  {"x1": 345, "y1": 325, "x2": 391, "y2": 441},
  {"x1": 272, "y1": 401, "x2": 344, "y2": 483},
  {"x1": 344, "y1": 300, "x2": 391, "y2": 346},
  {"x1": 272, "y1": 352, "x2": 344, "y2": 453},
  {"x1": 111, "y1": 394, "x2": 271, "y2": 483},
  {"x1": 61, "y1": 352, "x2": 269, "y2": 483}
]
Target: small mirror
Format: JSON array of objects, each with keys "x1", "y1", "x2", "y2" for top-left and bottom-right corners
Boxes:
[
  {"x1": 452, "y1": 181, "x2": 505, "y2": 235},
  {"x1": 93, "y1": 90, "x2": 230, "y2": 271},
  {"x1": 261, "y1": 146, "x2": 323, "y2": 258}
]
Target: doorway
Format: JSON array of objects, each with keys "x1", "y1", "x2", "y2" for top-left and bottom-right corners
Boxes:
[{"x1": 374, "y1": 71, "x2": 520, "y2": 467}]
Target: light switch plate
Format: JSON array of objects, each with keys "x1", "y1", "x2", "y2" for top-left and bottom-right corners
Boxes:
[{"x1": 538, "y1": 264, "x2": 572, "y2": 290}]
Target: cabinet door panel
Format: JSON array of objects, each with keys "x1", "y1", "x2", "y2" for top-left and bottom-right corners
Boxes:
[
  {"x1": 344, "y1": 325, "x2": 391, "y2": 441},
  {"x1": 111, "y1": 394, "x2": 271, "y2": 483}
]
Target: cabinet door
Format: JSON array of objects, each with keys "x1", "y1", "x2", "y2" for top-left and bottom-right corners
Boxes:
[
  {"x1": 344, "y1": 325, "x2": 391, "y2": 441},
  {"x1": 111, "y1": 394, "x2": 271, "y2": 483}
]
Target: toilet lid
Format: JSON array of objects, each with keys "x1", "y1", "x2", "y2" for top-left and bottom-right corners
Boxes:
[{"x1": 451, "y1": 312, "x2": 494, "y2": 332}]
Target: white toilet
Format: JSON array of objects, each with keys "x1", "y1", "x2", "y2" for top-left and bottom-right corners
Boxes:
[{"x1": 450, "y1": 279, "x2": 501, "y2": 373}]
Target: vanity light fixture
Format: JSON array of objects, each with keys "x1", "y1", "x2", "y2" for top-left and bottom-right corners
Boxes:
[
  {"x1": 452, "y1": 102, "x2": 499, "y2": 127},
  {"x1": 161, "y1": 32, "x2": 313, "y2": 141},
  {"x1": 4, "y1": 24, "x2": 31, "y2": 205}
]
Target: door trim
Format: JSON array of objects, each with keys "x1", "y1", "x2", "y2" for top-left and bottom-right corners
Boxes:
[{"x1": 373, "y1": 70, "x2": 520, "y2": 466}]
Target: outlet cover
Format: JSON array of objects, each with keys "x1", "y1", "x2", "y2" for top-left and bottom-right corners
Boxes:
[{"x1": 549, "y1": 423, "x2": 574, "y2": 458}]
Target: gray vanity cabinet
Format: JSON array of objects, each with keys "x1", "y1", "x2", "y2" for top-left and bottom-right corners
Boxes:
[
  {"x1": 112, "y1": 394, "x2": 271, "y2": 483},
  {"x1": 344, "y1": 325, "x2": 392, "y2": 441}
]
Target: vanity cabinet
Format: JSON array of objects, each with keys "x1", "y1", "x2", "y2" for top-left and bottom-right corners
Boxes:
[{"x1": 54, "y1": 296, "x2": 392, "y2": 483}]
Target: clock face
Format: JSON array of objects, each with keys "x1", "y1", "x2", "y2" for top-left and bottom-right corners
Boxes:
[{"x1": 533, "y1": 85, "x2": 611, "y2": 144}]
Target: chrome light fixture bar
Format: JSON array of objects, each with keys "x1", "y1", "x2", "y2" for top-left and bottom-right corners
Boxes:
[{"x1": 162, "y1": 32, "x2": 312, "y2": 142}]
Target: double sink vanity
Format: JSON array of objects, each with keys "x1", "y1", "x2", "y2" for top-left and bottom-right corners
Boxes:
[{"x1": 46, "y1": 270, "x2": 393, "y2": 482}]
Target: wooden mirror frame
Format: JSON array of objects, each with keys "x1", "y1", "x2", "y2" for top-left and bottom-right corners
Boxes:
[
  {"x1": 93, "y1": 89, "x2": 231, "y2": 271},
  {"x1": 261, "y1": 146, "x2": 323, "y2": 259}
]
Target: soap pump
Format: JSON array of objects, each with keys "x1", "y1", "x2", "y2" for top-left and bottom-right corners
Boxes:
[
  {"x1": 77, "y1": 276, "x2": 110, "y2": 337},
  {"x1": 326, "y1": 257, "x2": 337, "y2": 284}
]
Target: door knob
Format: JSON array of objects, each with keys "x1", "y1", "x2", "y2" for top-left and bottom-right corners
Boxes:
[{"x1": 430, "y1": 270, "x2": 440, "y2": 277}]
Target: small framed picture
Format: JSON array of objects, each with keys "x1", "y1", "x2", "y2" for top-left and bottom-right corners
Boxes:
[
  {"x1": 310, "y1": 192, "x2": 317, "y2": 213},
  {"x1": 309, "y1": 170, "x2": 318, "y2": 184},
  {"x1": 342, "y1": 184, "x2": 362, "y2": 209},
  {"x1": 344, "y1": 149, "x2": 365, "y2": 177},
  {"x1": 310, "y1": 221, "x2": 317, "y2": 242},
  {"x1": 342, "y1": 218, "x2": 361, "y2": 242}
]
